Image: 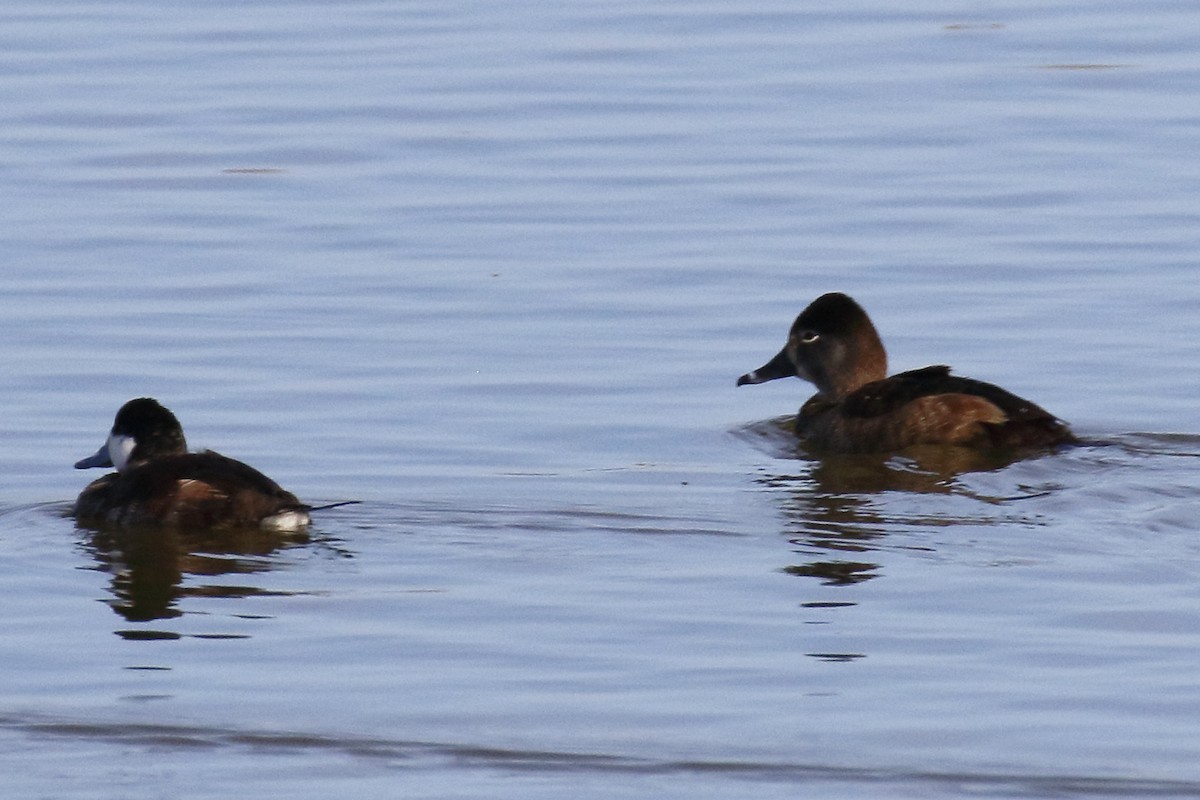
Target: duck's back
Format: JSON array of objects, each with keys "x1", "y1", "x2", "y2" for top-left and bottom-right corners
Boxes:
[
  {"x1": 799, "y1": 366, "x2": 1077, "y2": 452},
  {"x1": 75, "y1": 450, "x2": 310, "y2": 531}
]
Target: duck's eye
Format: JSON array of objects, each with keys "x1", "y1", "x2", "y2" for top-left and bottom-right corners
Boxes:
[{"x1": 799, "y1": 330, "x2": 820, "y2": 344}]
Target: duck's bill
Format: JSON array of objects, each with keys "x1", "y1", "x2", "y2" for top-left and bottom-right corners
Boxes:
[
  {"x1": 737, "y1": 347, "x2": 797, "y2": 386},
  {"x1": 75, "y1": 443, "x2": 113, "y2": 469}
]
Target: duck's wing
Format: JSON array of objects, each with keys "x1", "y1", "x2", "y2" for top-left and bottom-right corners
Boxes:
[
  {"x1": 102, "y1": 451, "x2": 306, "y2": 521},
  {"x1": 175, "y1": 451, "x2": 304, "y2": 503},
  {"x1": 839, "y1": 366, "x2": 1076, "y2": 448},
  {"x1": 839, "y1": 366, "x2": 1057, "y2": 422}
]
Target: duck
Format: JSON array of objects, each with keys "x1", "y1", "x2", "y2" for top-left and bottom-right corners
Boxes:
[
  {"x1": 74, "y1": 398, "x2": 311, "y2": 531},
  {"x1": 736, "y1": 292, "x2": 1077, "y2": 453}
]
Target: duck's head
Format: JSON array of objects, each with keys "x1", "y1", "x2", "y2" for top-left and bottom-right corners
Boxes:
[
  {"x1": 75, "y1": 397, "x2": 188, "y2": 472},
  {"x1": 737, "y1": 292, "x2": 888, "y2": 399}
]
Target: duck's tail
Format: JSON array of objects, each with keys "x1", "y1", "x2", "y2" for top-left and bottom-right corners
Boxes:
[{"x1": 308, "y1": 500, "x2": 361, "y2": 512}]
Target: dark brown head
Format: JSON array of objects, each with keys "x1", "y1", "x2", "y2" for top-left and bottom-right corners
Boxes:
[
  {"x1": 75, "y1": 398, "x2": 188, "y2": 472},
  {"x1": 737, "y1": 292, "x2": 888, "y2": 399}
]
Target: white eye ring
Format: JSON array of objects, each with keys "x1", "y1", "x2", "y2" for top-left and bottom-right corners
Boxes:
[{"x1": 799, "y1": 331, "x2": 820, "y2": 344}]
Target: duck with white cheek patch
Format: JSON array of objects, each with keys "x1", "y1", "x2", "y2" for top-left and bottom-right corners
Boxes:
[{"x1": 74, "y1": 398, "x2": 311, "y2": 531}]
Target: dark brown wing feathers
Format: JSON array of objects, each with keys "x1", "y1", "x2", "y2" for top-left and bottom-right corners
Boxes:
[
  {"x1": 808, "y1": 366, "x2": 1075, "y2": 450},
  {"x1": 75, "y1": 450, "x2": 307, "y2": 529}
]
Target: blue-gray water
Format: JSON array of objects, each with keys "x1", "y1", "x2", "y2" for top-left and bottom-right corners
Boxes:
[{"x1": 3, "y1": 1, "x2": 1200, "y2": 797}]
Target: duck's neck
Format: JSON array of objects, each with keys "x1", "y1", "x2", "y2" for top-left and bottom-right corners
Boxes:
[{"x1": 826, "y1": 328, "x2": 887, "y2": 399}]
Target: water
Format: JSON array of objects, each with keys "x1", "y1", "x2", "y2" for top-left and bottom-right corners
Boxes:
[{"x1": 3, "y1": 1, "x2": 1200, "y2": 797}]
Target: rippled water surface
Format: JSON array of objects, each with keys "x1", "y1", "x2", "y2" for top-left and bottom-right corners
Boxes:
[{"x1": 4, "y1": 1, "x2": 1200, "y2": 797}]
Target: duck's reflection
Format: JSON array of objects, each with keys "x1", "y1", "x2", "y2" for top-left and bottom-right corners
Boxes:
[
  {"x1": 77, "y1": 522, "x2": 321, "y2": 622},
  {"x1": 783, "y1": 560, "x2": 878, "y2": 586},
  {"x1": 764, "y1": 455, "x2": 906, "y2": 589},
  {"x1": 746, "y1": 418, "x2": 1047, "y2": 588}
]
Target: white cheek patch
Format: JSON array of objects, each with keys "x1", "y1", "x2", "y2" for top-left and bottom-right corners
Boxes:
[{"x1": 107, "y1": 434, "x2": 137, "y2": 472}]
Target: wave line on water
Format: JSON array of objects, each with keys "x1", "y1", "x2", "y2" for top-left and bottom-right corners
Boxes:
[{"x1": 3, "y1": 712, "x2": 1198, "y2": 797}]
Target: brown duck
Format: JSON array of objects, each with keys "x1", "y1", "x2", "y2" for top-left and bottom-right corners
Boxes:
[{"x1": 737, "y1": 293, "x2": 1076, "y2": 453}]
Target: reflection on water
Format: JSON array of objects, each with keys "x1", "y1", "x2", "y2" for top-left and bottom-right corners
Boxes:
[
  {"x1": 784, "y1": 560, "x2": 878, "y2": 586},
  {"x1": 739, "y1": 418, "x2": 1074, "y2": 591},
  {"x1": 76, "y1": 521, "x2": 342, "y2": 623}
]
